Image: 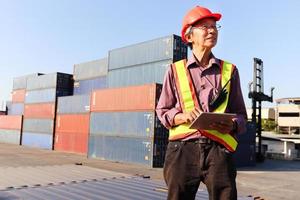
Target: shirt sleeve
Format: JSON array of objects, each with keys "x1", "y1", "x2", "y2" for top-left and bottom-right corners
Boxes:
[
  {"x1": 156, "y1": 65, "x2": 182, "y2": 129},
  {"x1": 227, "y1": 67, "x2": 248, "y2": 134}
]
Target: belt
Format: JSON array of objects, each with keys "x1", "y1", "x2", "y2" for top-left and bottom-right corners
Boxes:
[{"x1": 170, "y1": 137, "x2": 213, "y2": 144}]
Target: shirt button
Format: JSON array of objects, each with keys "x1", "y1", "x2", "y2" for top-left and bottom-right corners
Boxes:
[{"x1": 201, "y1": 85, "x2": 205, "y2": 89}]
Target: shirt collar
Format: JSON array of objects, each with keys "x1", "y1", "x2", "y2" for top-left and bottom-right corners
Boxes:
[{"x1": 186, "y1": 53, "x2": 221, "y2": 69}]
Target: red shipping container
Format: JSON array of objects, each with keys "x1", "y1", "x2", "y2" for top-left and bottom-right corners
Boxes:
[
  {"x1": 90, "y1": 83, "x2": 162, "y2": 112},
  {"x1": 55, "y1": 114, "x2": 89, "y2": 133},
  {"x1": 24, "y1": 103, "x2": 55, "y2": 119},
  {"x1": 0, "y1": 115, "x2": 23, "y2": 130},
  {"x1": 12, "y1": 89, "x2": 26, "y2": 103},
  {"x1": 54, "y1": 132, "x2": 88, "y2": 154},
  {"x1": 54, "y1": 114, "x2": 89, "y2": 154}
]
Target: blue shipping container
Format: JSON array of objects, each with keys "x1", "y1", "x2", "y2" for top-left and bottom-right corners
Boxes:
[
  {"x1": 90, "y1": 112, "x2": 160, "y2": 138},
  {"x1": 88, "y1": 134, "x2": 168, "y2": 167},
  {"x1": 21, "y1": 132, "x2": 53, "y2": 149},
  {"x1": 25, "y1": 88, "x2": 56, "y2": 104},
  {"x1": 73, "y1": 77, "x2": 107, "y2": 95},
  {"x1": 89, "y1": 111, "x2": 169, "y2": 167},
  {"x1": 10, "y1": 103, "x2": 24, "y2": 115},
  {"x1": 88, "y1": 135, "x2": 153, "y2": 166},
  {"x1": 233, "y1": 143, "x2": 256, "y2": 167}
]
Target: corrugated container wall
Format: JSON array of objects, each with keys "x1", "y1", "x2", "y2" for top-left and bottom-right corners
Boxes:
[
  {"x1": 233, "y1": 122, "x2": 256, "y2": 167},
  {"x1": 0, "y1": 129, "x2": 21, "y2": 144},
  {"x1": 10, "y1": 103, "x2": 24, "y2": 115},
  {"x1": 88, "y1": 84, "x2": 168, "y2": 167},
  {"x1": 0, "y1": 115, "x2": 23, "y2": 145},
  {"x1": 25, "y1": 88, "x2": 57, "y2": 104},
  {"x1": 91, "y1": 84, "x2": 161, "y2": 112},
  {"x1": 57, "y1": 95, "x2": 90, "y2": 114},
  {"x1": 73, "y1": 77, "x2": 107, "y2": 95},
  {"x1": 12, "y1": 89, "x2": 26, "y2": 103},
  {"x1": 108, "y1": 35, "x2": 187, "y2": 70},
  {"x1": 24, "y1": 103, "x2": 56, "y2": 119},
  {"x1": 22, "y1": 132, "x2": 53, "y2": 149},
  {"x1": 21, "y1": 72, "x2": 73, "y2": 150},
  {"x1": 0, "y1": 116, "x2": 23, "y2": 130},
  {"x1": 90, "y1": 111, "x2": 157, "y2": 137},
  {"x1": 23, "y1": 118, "x2": 54, "y2": 134},
  {"x1": 55, "y1": 114, "x2": 89, "y2": 154},
  {"x1": 13, "y1": 73, "x2": 43, "y2": 90},
  {"x1": 108, "y1": 60, "x2": 171, "y2": 88},
  {"x1": 26, "y1": 73, "x2": 73, "y2": 91},
  {"x1": 73, "y1": 58, "x2": 108, "y2": 81},
  {"x1": 55, "y1": 95, "x2": 90, "y2": 154}
]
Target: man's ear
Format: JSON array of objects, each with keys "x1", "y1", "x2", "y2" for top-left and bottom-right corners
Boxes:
[{"x1": 185, "y1": 32, "x2": 193, "y2": 43}]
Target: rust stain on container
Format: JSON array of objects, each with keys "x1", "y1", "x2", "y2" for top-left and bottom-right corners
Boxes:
[
  {"x1": 24, "y1": 103, "x2": 56, "y2": 119},
  {"x1": 91, "y1": 83, "x2": 162, "y2": 112}
]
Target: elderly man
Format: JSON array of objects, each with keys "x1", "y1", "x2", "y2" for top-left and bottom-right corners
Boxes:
[{"x1": 156, "y1": 5, "x2": 247, "y2": 200}]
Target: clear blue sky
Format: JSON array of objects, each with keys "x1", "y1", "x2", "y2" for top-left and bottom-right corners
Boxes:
[{"x1": 0, "y1": 0, "x2": 299, "y2": 109}]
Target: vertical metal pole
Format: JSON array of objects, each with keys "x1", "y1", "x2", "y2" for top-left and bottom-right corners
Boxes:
[
  {"x1": 258, "y1": 101, "x2": 262, "y2": 158},
  {"x1": 261, "y1": 62, "x2": 264, "y2": 94},
  {"x1": 253, "y1": 58, "x2": 257, "y2": 92}
]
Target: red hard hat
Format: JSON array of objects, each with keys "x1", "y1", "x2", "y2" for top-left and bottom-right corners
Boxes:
[{"x1": 181, "y1": 6, "x2": 222, "y2": 43}]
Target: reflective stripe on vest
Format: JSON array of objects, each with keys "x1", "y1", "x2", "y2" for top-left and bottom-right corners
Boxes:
[{"x1": 169, "y1": 59, "x2": 238, "y2": 152}]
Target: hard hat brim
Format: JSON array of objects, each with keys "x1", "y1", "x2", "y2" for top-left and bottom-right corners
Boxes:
[{"x1": 181, "y1": 13, "x2": 222, "y2": 43}]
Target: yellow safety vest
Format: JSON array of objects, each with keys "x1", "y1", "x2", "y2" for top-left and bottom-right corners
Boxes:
[{"x1": 169, "y1": 59, "x2": 238, "y2": 152}]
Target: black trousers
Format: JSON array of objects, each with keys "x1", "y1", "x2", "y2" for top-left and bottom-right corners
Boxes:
[{"x1": 164, "y1": 138, "x2": 237, "y2": 200}]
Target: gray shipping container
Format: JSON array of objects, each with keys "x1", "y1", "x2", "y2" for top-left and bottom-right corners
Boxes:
[
  {"x1": 108, "y1": 60, "x2": 171, "y2": 88},
  {"x1": 73, "y1": 58, "x2": 108, "y2": 81},
  {"x1": 22, "y1": 119, "x2": 54, "y2": 134},
  {"x1": 13, "y1": 73, "x2": 43, "y2": 90},
  {"x1": 25, "y1": 88, "x2": 56, "y2": 104},
  {"x1": 0, "y1": 129, "x2": 21, "y2": 144},
  {"x1": 108, "y1": 34, "x2": 187, "y2": 70},
  {"x1": 26, "y1": 72, "x2": 73, "y2": 91},
  {"x1": 57, "y1": 95, "x2": 90, "y2": 114}
]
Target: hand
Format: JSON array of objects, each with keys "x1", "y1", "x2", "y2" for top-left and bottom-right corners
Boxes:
[
  {"x1": 174, "y1": 107, "x2": 202, "y2": 125},
  {"x1": 209, "y1": 119, "x2": 235, "y2": 134}
]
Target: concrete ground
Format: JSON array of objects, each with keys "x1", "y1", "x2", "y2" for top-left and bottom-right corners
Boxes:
[{"x1": 0, "y1": 143, "x2": 299, "y2": 200}]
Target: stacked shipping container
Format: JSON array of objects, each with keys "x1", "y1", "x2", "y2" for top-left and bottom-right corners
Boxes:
[
  {"x1": 10, "y1": 73, "x2": 43, "y2": 115},
  {"x1": 73, "y1": 58, "x2": 108, "y2": 95},
  {"x1": 107, "y1": 34, "x2": 187, "y2": 87},
  {"x1": 0, "y1": 115, "x2": 23, "y2": 144},
  {"x1": 55, "y1": 95, "x2": 90, "y2": 154},
  {"x1": 233, "y1": 122, "x2": 256, "y2": 167},
  {"x1": 22, "y1": 73, "x2": 73, "y2": 149},
  {"x1": 89, "y1": 84, "x2": 168, "y2": 167}
]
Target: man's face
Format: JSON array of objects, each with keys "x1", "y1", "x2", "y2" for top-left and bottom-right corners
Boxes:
[{"x1": 186, "y1": 18, "x2": 218, "y2": 50}]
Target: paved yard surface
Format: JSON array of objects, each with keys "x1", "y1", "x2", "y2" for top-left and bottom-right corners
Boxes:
[{"x1": 0, "y1": 143, "x2": 299, "y2": 200}]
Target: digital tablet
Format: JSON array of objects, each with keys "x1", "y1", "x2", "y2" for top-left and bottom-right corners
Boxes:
[{"x1": 189, "y1": 112, "x2": 237, "y2": 130}]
